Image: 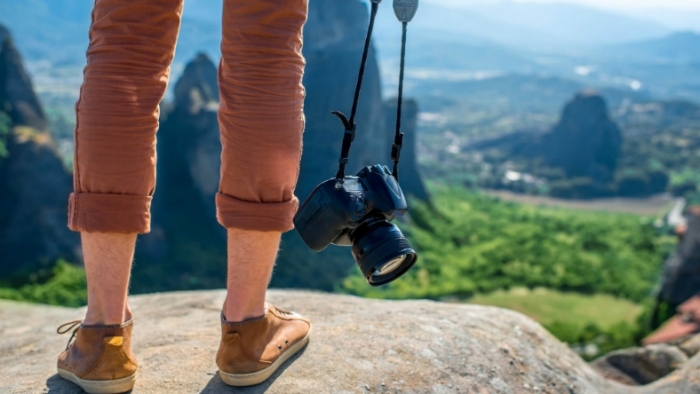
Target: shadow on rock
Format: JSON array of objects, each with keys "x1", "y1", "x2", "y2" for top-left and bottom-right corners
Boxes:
[{"x1": 200, "y1": 346, "x2": 308, "y2": 394}]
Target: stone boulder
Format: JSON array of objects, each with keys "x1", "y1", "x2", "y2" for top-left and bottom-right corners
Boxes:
[
  {"x1": 590, "y1": 332, "x2": 700, "y2": 391},
  {"x1": 0, "y1": 290, "x2": 638, "y2": 393},
  {"x1": 0, "y1": 24, "x2": 79, "y2": 277},
  {"x1": 591, "y1": 344, "x2": 688, "y2": 385}
]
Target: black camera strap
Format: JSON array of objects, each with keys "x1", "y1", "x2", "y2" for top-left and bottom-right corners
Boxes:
[
  {"x1": 391, "y1": 21, "x2": 408, "y2": 181},
  {"x1": 333, "y1": 0, "x2": 380, "y2": 180},
  {"x1": 333, "y1": 0, "x2": 415, "y2": 181}
]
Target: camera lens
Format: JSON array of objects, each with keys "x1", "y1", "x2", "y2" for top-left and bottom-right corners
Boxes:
[{"x1": 350, "y1": 216, "x2": 417, "y2": 286}]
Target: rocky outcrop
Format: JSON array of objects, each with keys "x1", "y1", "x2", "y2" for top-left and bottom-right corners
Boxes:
[
  {"x1": 133, "y1": 53, "x2": 226, "y2": 291},
  {"x1": 0, "y1": 25, "x2": 79, "y2": 277},
  {"x1": 0, "y1": 290, "x2": 639, "y2": 393},
  {"x1": 591, "y1": 344, "x2": 688, "y2": 385},
  {"x1": 591, "y1": 333, "x2": 700, "y2": 391},
  {"x1": 0, "y1": 25, "x2": 46, "y2": 131},
  {"x1": 538, "y1": 92, "x2": 622, "y2": 184},
  {"x1": 135, "y1": 1, "x2": 428, "y2": 293}
]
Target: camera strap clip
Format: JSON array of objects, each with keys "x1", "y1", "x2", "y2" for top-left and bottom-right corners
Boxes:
[{"x1": 333, "y1": 111, "x2": 356, "y2": 177}]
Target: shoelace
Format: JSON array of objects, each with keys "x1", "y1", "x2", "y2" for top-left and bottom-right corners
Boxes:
[
  {"x1": 273, "y1": 306, "x2": 294, "y2": 317},
  {"x1": 57, "y1": 320, "x2": 82, "y2": 350}
]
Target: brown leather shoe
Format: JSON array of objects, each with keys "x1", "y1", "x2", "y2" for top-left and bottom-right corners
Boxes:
[
  {"x1": 56, "y1": 319, "x2": 138, "y2": 394},
  {"x1": 216, "y1": 304, "x2": 311, "y2": 386}
]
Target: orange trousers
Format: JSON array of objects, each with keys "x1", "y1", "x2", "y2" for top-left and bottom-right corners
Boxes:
[{"x1": 68, "y1": 0, "x2": 308, "y2": 234}]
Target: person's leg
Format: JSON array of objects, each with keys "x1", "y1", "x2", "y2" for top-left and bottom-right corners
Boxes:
[
  {"x1": 224, "y1": 229, "x2": 281, "y2": 321},
  {"x1": 58, "y1": 1, "x2": 183, "y2": 392},
  {"x1": 68, "y1": 0, "x2": 183, "y2": 326},
  {"x1": 82, "y1": 232, "x2": 137, "y2": 325},
  {"x1": 216, "y1": 0, "x2": 308, "y2": 321},
  {"x1": 215, "y1": 0, "x2": 310, "y2": 386}
]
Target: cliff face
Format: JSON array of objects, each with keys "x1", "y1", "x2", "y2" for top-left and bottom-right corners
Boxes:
[
  {"x1": 0, "y1": 25, "x2": 78, "y2": 277},
  {"x1": 298, "y1": 1, "x2": 426, "y2": 200},
  {"x1": 135, "y1": 0, "x2": 428, "y2": 292},
  {"x1": 297, "y1": 0, "x2": 386, "y2": 198},
  {"x1": 134, "y1": 54, "x2": 226, "y2": 291}
]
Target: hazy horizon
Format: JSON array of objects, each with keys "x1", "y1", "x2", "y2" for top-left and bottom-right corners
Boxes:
[{"x1": 429, "y1": 0, "x2": 700, "y2": 11}]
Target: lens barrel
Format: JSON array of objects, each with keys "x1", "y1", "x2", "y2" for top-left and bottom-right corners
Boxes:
[{"x1": 350, "y1": 216, "x2": 417, "y2": 286}]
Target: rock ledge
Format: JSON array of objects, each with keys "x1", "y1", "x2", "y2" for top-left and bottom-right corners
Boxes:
[{"x1": 1, "y1": 290, "x2": 697, "y2": 393}]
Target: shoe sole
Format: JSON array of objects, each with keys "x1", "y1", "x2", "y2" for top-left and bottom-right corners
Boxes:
[
  {"x1": 219, "y1": 326, "x2": 312, "y2": 387},
  {"x1": 57, "y1": 369, "x2": 136, "y2": 394}
]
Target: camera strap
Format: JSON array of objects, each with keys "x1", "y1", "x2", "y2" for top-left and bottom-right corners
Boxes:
[
  {"x1": 332, "y1": 0, "x2": 380, "y2": 180},
  {"x1": 333, "y1": 0, "x2": 416, "y2": 181},
  {"x1": 391, "y1": 20, "x2": 408, "y2": 181}
]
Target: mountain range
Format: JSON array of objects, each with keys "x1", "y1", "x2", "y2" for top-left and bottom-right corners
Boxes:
[{"x1": 0, "y1": 0, "x2": 682, "y2": 65}]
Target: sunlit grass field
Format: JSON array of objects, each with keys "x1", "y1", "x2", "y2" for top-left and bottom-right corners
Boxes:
[{"x1": 466, "y1": 287, "x2": 642, "y2": 329}]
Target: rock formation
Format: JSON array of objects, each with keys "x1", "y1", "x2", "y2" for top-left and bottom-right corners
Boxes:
[
  {"x1": 296, "y1": 0, "x2": 387, "y2": 199},
  {"x1": 591, "y1": 333, "x2": 700, "y2": 390},
  {"x1": 539, "y1": 92, "x2": 623, "y2": 185},
  {"x1": 0, "y1": 25, "x2": 46, "y2": 131},
  {"x1": 134, "y1": 0, "x2": 428, "y2": 293},
  {"x1": 592, "y1": 344, "x2": 688, "y2": 386},
  {"x1": 0, "y1": 290, "x2": 642, "y2": 393},
  {"x1": 0, "y1": 25, "x2": 79, "y2": 277}
]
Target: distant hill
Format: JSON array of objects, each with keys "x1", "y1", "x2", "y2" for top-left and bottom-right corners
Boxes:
[
  {"x1": 372, "y1": 0, "x2": 671, "y2": 55},
  {"x1": 0, "y1": 0, "x2": 674, "y2": 67},
  {"x1": 470, "y1": 2, "x2": 670, "y2": 49},
  {"x1": 607, "y1": 31, "x2": 700, "y2": 63},
  {"x1": 408, "y1": 74, "x2": 649, "y2": 114}
]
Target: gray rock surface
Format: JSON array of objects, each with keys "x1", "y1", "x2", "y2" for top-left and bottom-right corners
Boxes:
[
  {"x1": 0, "y1": 289, "x2": 656, "y2": 394},
  {"x1": 590, "y1": 344, "x2": 688, "y2": 385}
]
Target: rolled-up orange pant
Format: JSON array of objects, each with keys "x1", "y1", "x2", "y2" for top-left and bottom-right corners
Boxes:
[{"x1": 68, "y1": 0, "x2": 308, "y2": 234}]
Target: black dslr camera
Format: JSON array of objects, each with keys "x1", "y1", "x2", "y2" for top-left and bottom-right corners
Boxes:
[
  {"x1": 294, "y1": 165, "x2": 416, "y2": 286},
  {"x1": 293, "y1": 0, "x2": 419, "y2": 286}
]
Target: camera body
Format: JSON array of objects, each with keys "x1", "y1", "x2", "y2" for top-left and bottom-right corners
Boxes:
[{"x1": 294, "y1": 164, "x2": 408, "y2": 251}]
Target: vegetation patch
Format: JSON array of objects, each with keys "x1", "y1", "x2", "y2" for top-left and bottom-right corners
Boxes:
[
  {"x1": 0, "y1": 261, "x2": 87, "y2": 307},
  {"x1": 343, "y1": 187, "x2": 666, "y2": 302}
]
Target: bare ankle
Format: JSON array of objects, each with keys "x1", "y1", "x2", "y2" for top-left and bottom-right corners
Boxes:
[
  {"x1": 84, "y1": 305, "x2": 133, "y2": 325},
  {"x1": 223, "y1": 300, "x2": 267, "y2": 323}
]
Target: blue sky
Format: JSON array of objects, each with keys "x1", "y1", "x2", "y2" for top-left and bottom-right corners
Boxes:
[
  {"x1": 430, "y1": 0, "x2": 700, "y2": 11},
  {"x1": 374, "y1": 0, "x2": 700, "y2": 32}
]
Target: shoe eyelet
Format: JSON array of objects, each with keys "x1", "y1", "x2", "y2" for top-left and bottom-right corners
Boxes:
[
  {"x1": 278, "y1": 345, "x2": 283, "y2": 351},
  {"x1": 285, "y1": 340, "x2": 289, "y2": 345}
]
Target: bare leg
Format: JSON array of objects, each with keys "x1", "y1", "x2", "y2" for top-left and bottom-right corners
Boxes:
[
  {"x1": 223, "y1": 229, "x2": 281, "y2": 322},
  {"x1": 82, "y1": 232, "x2": 137, "y2": 325}
]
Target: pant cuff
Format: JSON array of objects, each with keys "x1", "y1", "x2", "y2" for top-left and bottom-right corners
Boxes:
[
  {"x1": 216, "y1": 193, "x2": 298, "y2": 232},
  {"x1": 68, "y1": 193, "x2": 152, "y2": 234}
]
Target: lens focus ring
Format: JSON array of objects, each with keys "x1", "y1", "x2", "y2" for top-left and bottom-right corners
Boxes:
[{"x1": 358, "y1": 237, "x2": 413, "y2": 279}]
